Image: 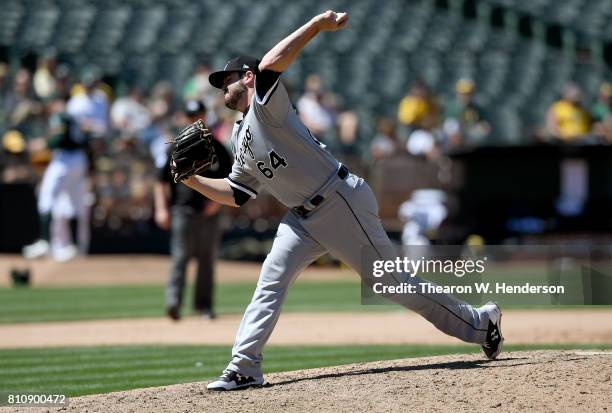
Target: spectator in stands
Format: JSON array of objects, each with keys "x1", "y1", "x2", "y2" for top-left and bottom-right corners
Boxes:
[
  {"x1": 397, "y1": 79, "x2": 439, "y2": 139},
  {"x1": 183, "y1": 64, "x2": 218, "y2": 126},
  {"x1": 149, "y1": 81, "x2": 177, "y2": 125},
  {"x1": 0, "y1": 63, "x2": 8, "y2": 131},
  {"x1": 53, "y1": 64, "x2": 73, "y2": 101},
  {"x1": 33, "y1": 52, "x2": 58, "y2": 101},
  {"x1": 328, "y1": 110, "x2": 361, "y2": 158},
  {"x1": 154, "y1": 100, "x2": 231, "y2": 321},
  {"x1": 144, "y1": 81, "x2": 178, "y2": 168},
  {"x1": 370, "y1": 117, "x2": 400, "y2": 160},
  {"x1": 110, "y1": 85, "x2": 151, "y2": 140},
  {"x1": 0, "y1": 129, "x2": 34, "y2": 183},
  {"x1": 546, "y1": 82, "x2": 592, "y2": 142},
  {"x1": 442, "y1": 78, "x2": 490, "y2": 147},
  {"x1": 0, "y1": 63, "x2": 8, "y2": 94},
  {"x1": 592, "y1": 82, "x2": 612, "y2": 142},
  {"x1": 406, "y1": 112, "x2": 440, "y2": 160},
  {"x1": 297, "y1": 74, "x2": 336, "y2": 140},
  {"x1": 183, "y1": 64, "x2": 212, "y2": 100},
  {"x1": 2, "y1": 68, "x2": 44, "y2": 138},
  {"x1": 210, "y1": 99, "x2": 238, "y2": 146}
]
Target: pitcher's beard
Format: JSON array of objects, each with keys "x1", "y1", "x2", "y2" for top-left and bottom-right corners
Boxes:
[{"x1": 225, "y1": 82, "x2": 247, "y2": 110}]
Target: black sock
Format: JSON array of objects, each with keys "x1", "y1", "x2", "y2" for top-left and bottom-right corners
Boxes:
[
  {"x1": 69, "y1": 218, "x2": 78, "y2": 245},
  {"x1": 39, "y1": 213, "x2": 51, "y2": 242}
]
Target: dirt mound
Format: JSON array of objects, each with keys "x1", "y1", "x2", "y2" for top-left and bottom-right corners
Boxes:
[{"x1": 29, "y1": 350, "x2": 612, "y2": 413}]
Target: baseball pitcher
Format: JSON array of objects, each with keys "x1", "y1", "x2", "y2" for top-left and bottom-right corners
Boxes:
[{"x1": 171, "y1": 10, "x2": 504, "y2": 391}]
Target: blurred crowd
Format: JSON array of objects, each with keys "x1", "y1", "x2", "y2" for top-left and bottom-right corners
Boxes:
[
  {"x1": 0, "y1": 54, "x2": 611, "y2": 235},
  {"x1": 545, "y1": 82, "x2": 612, "y2": 143},
  {"x1": 388, "y1": 78, "x2": 611, "y2": 162},
  {"x1": 296, "y1": 74, "x2": 612, "y2": 167},
  {"x1": 0, "y1": 57, "x2": 242, "y2": 234}
]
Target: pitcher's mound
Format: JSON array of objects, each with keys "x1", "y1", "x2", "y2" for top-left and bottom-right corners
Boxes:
[{"x1": 49, "y1": 350, "x2": 611, "y2": 412}]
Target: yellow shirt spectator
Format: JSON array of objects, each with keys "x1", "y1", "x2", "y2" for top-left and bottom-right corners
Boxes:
[
  {"x1": 398, "y1": 95, "x2": 432, "y2": 127},
  {"x1": 548, "y1": 100, "x2": 591, "y2": 141},
  {"x1": 397, "y1": 81, "x2": 439, "y2": 129}
]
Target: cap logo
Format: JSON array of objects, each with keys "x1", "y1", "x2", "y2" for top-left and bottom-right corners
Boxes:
[
  {"x1": 242, "y1": 64, "x2": 249, "y2": 69},
  {"x1": 224, "y1": 61, "x2": 230, "y2": 70}
]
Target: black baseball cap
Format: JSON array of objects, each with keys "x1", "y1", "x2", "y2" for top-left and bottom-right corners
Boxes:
[
  {"x1": 184, "y1": 99, "x2": 206, "y2": 116},
  {"x1": 209, "y1": 55, "x2": 260, "y2": 89}
]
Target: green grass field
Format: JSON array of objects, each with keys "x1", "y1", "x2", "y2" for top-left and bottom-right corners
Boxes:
[
  {"x1": 0, "y1": 281, "x2": 385, "y2": 324},
  {"x1": 2, "y1": 343, "x2": 611, "y2": 397},
  {"x1": 1, "y1": 280, "x2": 609, "y2": 324}
]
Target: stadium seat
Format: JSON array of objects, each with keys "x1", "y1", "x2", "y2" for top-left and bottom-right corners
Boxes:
[
  {"x1": 14, "y1": 2, "x2": 60, "y2": 52},
  {"x1": 121, "y1": 4, "x2": 167, "y2": 53},
  {"x1": 3, "y1": 0, "x2": 611, "y2": 145},
  {"x1": 0, "y1": 1, "x2": 24, "y2": 47},
  {"x1": 52, "y1": 4, "x2": 97, "y2": 54},
  {"x1": 157, "y1": 52, "x2": 196, "y2": 91},
  {"x1": 86, "y1": 5, "x2": 132, "y2": 55}
]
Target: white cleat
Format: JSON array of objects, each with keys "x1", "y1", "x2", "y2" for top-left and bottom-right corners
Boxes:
[
  {"x1": 481, "y1": 301, "x2": 504, "y2": 360},
  {"x1": 54, "y1": 245, "x2": 79, "y2": 262},
  {"x1": 207, "y1": 370, "x2": 264, "y2": 391},
  {"x1": 22, "y1": 240, "x2": 50, "y2": 259}
]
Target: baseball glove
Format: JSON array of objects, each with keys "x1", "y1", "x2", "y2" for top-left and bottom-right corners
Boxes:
[{"x1": 169, "y1": 119, "x2": 217, "y2": 183}]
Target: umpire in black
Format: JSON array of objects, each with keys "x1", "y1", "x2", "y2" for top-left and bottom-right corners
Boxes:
[{"x1": 154, "y1": 100, "x2": 231, "y2": 320}]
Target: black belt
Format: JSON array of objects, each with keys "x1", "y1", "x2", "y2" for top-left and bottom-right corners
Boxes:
[{"x1": 293, "y1": 165, "x2": 349, "y2": 218}]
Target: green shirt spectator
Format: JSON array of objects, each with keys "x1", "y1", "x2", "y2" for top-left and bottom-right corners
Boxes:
[
  {"x1": 591, "y1": 82, "x2": 611, "y2": 123},
  {"x1": 592, "y1": 82, "x2": 612, "y2": 142},
  {"x1": 442, "y1": 79, "x2": 490, "y2": 147}
]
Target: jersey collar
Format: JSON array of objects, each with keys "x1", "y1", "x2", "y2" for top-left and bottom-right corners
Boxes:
[{"x1": 236, "y1": 106, "x2": 250, "y2": 125}]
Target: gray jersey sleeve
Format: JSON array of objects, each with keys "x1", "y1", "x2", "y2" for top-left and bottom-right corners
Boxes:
[
  {"x1": 225, "y1": 160, "x2": 262, "y2": 199},
  {"x1": 253, "y1": 72, "x2": 290, "y2": 127}
]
